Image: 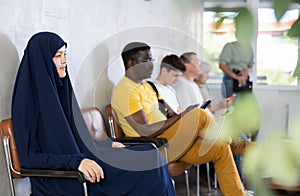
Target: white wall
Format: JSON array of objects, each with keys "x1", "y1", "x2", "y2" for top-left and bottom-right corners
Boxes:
[
  {"x1": 1, "y1": 0, "x2": 299, "y2": 194},
  {"x1": 0, "y1": 0, "x2": 204, "y2": 194},
  {"x1": 209, "y1": 85, "x2": 300, "y2": 143},
  {"x1": 0, "y1": 0, "x2": 203, "y2": 117}
]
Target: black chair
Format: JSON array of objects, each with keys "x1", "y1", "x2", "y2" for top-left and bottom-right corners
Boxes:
[
  {"x1": 0, "y1": 118, "x2": 88, "y2": 196},
  {"x1": 105, "y1": 104, "x2": 195, "y2": 195}
]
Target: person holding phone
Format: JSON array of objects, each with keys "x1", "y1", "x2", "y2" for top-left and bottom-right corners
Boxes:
[
  {"x1": 194, "y1": 61, "x2": 235, "y2": 116},
  {"x1": 111, "y1": 44, "x2": 246, "y2": 196}
]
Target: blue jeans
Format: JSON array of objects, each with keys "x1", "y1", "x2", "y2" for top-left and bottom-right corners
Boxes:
[{"x1": 233, "y1": 133, "x2": 249, "y2": 185}]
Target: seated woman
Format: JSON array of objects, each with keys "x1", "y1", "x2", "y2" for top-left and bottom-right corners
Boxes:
[{"x1": 11, "y1": 32, "x2": 175, "y2": 196}]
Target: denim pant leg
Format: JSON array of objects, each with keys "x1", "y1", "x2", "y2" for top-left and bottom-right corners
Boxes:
[
  {"x1": 222, "y1": 76, "x2": 234, "y2": 98},
  {"x1": 233, "y1": 154, "x2": 244, "y2": 186}
]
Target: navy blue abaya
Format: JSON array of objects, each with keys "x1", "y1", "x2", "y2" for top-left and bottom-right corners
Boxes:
[{"x1": 11, "y1": 32, "x2": 175, "y2": 196}]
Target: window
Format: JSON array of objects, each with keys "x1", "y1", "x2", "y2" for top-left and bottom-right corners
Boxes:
[
  {"x1": 257, "y1": 8, "x2": 299, "y2": 86},
  {"x1": 203, "y1": 11, "x2": 238, "y2": 84},
  {"x1": 202, "y1": 3, "x2": 300, "y2": 86}
]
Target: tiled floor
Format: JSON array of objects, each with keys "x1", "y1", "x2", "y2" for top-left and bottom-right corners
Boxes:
[{"x1": 173, "y1": 165, "x2": 222, "y2": 196}]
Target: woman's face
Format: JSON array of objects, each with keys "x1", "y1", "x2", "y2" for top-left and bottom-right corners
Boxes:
[
  {"x1": 52, "y1": 45, "x2": 67, "y2": 78},
  {"x1": 197, "y1": 71, "x2": 209, "y2": 84}
]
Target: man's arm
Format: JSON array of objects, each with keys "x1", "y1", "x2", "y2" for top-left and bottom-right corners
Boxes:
[
  {"x1": 219, "y1": 63, "x2": 246, "y2": 86},
  {"x1": 125, "y1": 104, "x2": 199, "y2": 137},
  {"x1": 125, "y1": 109, "x2": 180, "y2": 137}
]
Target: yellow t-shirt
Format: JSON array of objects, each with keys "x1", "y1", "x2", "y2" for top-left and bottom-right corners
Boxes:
[{"x1": 111, "y1": 77, "x2": 167, "y2": 137}]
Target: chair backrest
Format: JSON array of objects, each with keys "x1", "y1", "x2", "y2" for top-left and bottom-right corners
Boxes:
[
  {"x1": 81, "y1": 107, "x2": 109, "y2": 141},
  {"x1": 105, "y1": 104, "x2": 124, "y2": 139},
  {"x1": 103, "y1": 105, "x2": 191, "y2": 177},
  {"x1": 0, "y1": 118, "x2": 22, "y2": 179}
]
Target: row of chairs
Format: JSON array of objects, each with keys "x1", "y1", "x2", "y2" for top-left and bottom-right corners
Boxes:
[{"x1": 0, "y1": 106, "x2": 214, "y2": 196}]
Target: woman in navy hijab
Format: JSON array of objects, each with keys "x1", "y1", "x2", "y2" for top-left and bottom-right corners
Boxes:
[{"x1": 12, "y1": 32, "x2": 175, "y2": 196}]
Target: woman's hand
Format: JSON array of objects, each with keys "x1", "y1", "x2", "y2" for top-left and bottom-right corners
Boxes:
[
  {"x1": 112, "y1": 141, "x2": 125, "y2": 148},
  {"x1": 219, "y1": 98, "x2": 231, "y2": 109},
  {"x1": 78, "y1": 158, "x2": 104, "y2": 183}
]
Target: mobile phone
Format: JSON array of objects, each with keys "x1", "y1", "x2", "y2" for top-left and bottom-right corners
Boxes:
[
  {"x1": 227, "y1": 93, "x2": 236, "y2": 101},
  {"x1": 200, "y1": 99, "x2": 211, "y2": 109}
]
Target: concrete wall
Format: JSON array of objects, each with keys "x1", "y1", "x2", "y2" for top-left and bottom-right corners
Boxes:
[
  {"x1": 0, "y1": 0, "x2": 204, "y2": 115},
  {"x1": 0, "y1": 0, "x2": 203, "y2": 194},
  {"x1": 1, "y1": 0, "x2": 299, "y2": 194},
  {"x1": 209, "y1": 85, "x2": 300, "y2": 143}
]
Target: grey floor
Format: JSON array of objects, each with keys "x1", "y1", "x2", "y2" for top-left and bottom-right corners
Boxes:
[
  {"x1": 174, "y1": 165, "x2": 300, "y2": 196},
  {"x1": 12, "y1": 165, "x2": 300, "y2": 196}
]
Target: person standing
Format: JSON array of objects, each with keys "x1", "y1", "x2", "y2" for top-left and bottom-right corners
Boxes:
[{"x1": 219, "y1": 10, "x2": 261, "y2": 190}]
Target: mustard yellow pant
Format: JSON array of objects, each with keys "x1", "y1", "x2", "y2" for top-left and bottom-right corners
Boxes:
[{"x1": 159, "y1": 108, "x2": 244, "y2": 196}]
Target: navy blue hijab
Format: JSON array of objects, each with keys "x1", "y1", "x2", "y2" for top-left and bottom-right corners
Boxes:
[{"x1": 12, "y1": 32, "x2": 175, "y2": 196}]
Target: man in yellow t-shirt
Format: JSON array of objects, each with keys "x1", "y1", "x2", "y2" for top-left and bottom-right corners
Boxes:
[
  {"x1": 111, "y1": 42, "x2": 245, "y2": 196},
  {"x1": 112, "y1": 77, "x2": 166, "y2": 137}
]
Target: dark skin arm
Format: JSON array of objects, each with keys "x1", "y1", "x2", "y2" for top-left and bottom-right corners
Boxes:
[
  {"x1": 163, "y1": 100, "x2": 177, "y2": 118},
  {"x1": 125, "y1": 104, "x2": 199, "y2": 137}
]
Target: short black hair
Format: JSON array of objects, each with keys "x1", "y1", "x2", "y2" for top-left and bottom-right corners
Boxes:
[
  {"x1": 121, "y1": 42, "x2": 151, "y2": 69},
  {"x1": 160, "y1": 54, "x2": 186, "y2": 72},
  {"x1": 180, "y1": 52, "x2": 196, "y2": 64}
]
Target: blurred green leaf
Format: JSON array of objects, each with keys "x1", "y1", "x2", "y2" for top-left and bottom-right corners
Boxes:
[
  {"x1": 273, "y1": 0, "x2": 291, "y2": 21},
  {"x1": 215, "y1": 16, "x2": 225, "y2": 29},
  {"x1": 235, "y1": 8, "x2": 255, "y2": 44},
  {"x1": 287, "y1": 17, "x2": 300, "y2": 38},
  {"x1": 292, "y1": 59, "x2": 300, "y2": 77}
]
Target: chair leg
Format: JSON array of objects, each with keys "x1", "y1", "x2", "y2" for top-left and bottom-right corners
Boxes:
[
  {"x1": 214, "y1": 172, "x2": 218, "y2": 189},
  {"x1": 171, "y1": 178, "x2": 175, "y2": 188},
  {"x1": 7, "y1": 171, "x2": 15, "y2": 196},
  {"x1": 196, "y1": 165, "x2": 200, "y2": 196},
  {"x1": 206, "y1": 162, "x2": 212, "y2": 192},
  {"x1": 82, "y1": 182, "x2": 88, "y2": 196},
  {"x1": 184, "y1": 170, "x2": 190, "y2": 196},
  {"x1": 4, "y1": 138, "x2": 16, "y2": 196}
]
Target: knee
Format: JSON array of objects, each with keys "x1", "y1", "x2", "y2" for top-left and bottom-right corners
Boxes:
[
  {"x1": 214, "y1": 142, "x2": 232, "y2": 157},
  {"x1": 194, "y1": 108, "x2": 211, "y2": 129}
]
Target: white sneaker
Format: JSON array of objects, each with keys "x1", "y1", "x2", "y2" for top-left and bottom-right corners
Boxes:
[{"x1": 244, "y1": 189, "x2": 255, "y2": 196}]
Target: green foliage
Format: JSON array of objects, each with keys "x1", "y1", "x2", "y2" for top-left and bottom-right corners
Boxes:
[
  {"x1": 235, "y1": 8, "x2": 255, "y2": 44},
  {"x1": 293, "y1": 58, "x2": 300, "y2": 77},
  {"x1": 273, "y1": 0, "x2": 291, "y2": 21},
  {"x1": 215, "y1": 16, "x2": 226, "y2": 29},
  {"x1": 288, "y1": 17, "x2": 300, "y2": 38},
  {"x1": 273, "y1": 0, "x2": 300, "y2": 78}
]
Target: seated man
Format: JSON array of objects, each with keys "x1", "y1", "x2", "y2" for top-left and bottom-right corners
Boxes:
[
  {"x1": 172, "y1": 52, "x2": 204, "y2": 112},
  {"x1": 149, "y1": 54, "x2": 186, "y2": 117},
  {"x1": 175, "y1": 52, "x2": 254, "y2": 190},
  {"x1": 111, "y1": 42, "x2": 245, "y2": 196}
]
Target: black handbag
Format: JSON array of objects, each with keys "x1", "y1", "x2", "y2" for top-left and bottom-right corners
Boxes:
[{"x1": 232, "y1": 69, "x2": 252, "y2": 92}]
